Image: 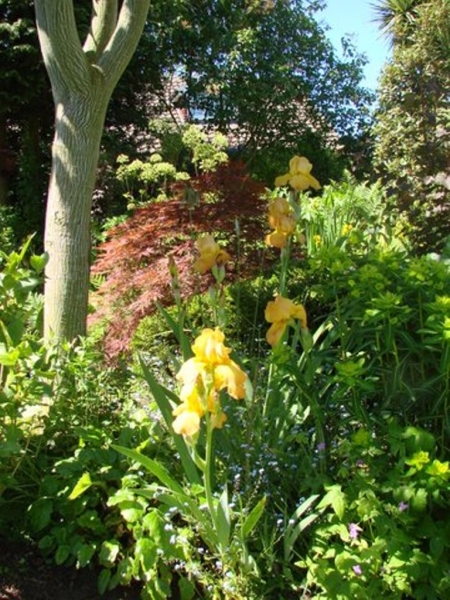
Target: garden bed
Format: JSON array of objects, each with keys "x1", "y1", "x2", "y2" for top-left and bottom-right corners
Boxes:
[{"x1": 0, "y1": 537, "x2": 141, "y2": 600}]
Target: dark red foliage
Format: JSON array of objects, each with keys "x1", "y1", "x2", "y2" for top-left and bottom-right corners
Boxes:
[{"x1": 90, "y1": 161, "x2": 269, "y2": 358}]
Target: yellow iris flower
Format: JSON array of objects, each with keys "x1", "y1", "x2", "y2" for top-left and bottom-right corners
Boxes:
[
  {"x1": 341, "y1": 223, "x2": 353, "y2": 236},
  {"x1": 191, "y1": 327, "x2": 232, "y2": 365},
  {"x1": 172, "y1": 328, "x2": 247, "y2": 436},
  {"x1": 172, "y1": 410, "x2": 201, "y2": 437},
  {"x1": 193, "y1": 235, "x2": 231, "y2": 274},
  {"x1": 265, "y1": 295, "x2": 308, "y2": 347},
  {"x1": 275, "y1": 156, "x2": 321, "y2": 191},
  {"x1": 214, "y1": 362, "x2": 247, "y2": 399},
  {"x1": 265, "y1": 197, "x2": 297, "y2": 249}
]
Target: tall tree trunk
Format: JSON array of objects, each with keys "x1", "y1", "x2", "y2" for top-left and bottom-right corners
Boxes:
[
  {"x1": 34, "y1": 0, "x2": 150, "y2": 342},
  {"x1": 44, "y1": 91, "x2": 108, "y2": 339}
]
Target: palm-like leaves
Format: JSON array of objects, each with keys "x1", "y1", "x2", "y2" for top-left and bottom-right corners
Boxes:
[{"x1": 371, "y1": 0, "x2": 421, "y2": 44}]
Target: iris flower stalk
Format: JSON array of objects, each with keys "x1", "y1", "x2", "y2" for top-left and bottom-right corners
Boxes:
[
  {"x1": 268, "y1": 156, "x2": 321, "y2": 293},
  {"x1": 172, "y1": 328, "x2": 247, "y2": 552},
  {"x1": 193, "y1": 234, "x2": 230, "y2": 327}
]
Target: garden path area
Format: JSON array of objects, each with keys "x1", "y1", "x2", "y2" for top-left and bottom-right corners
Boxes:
[{"x1": 0, "y1": 538, "x2": 141, "y2": 600}]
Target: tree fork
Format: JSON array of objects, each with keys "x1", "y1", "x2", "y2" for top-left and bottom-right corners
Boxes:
[{"x1": 35, "y1": 0, "x2": 150, "y2": 342}]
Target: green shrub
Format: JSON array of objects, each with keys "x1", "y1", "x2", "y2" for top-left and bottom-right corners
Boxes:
[
  {"x1": 301, "y1": 424, "x2": 450, "y2": 599},
  {"x1": 300, "y1": 246, "x2": 450, "y2": 438},
  {"x1": 0, "y1": 240, "x2": 50, "y2": 533},
  {"x1": 4, "y1": 168, "x2": 450, "y2": 598},
  {"x1": 28, "y1": 411, "x2": 166, "y2": 595},
  {"x1": 0, "y1": 205, "x2": 20, "y2": 254}
]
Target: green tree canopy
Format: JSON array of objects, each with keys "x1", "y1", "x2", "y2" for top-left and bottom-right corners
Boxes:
[
  {"x1": 373, "y1": 0, "x2": 450, "y2": 251},
  {"x1": 0, "y1": 0, "x2": 51, "y2": 211},
  {"x1": 139, "y1": 0, "x2": 373, "y2": 180},
  {"x1": 0, "y1": 0, "x2": 50, "y2": 121}
]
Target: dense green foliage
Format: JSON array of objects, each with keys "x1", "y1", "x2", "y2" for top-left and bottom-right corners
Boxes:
[
  {"x1": 0, "y1": 0, "x2": 51, "y2": 235},
  {"x1": 1, "y1": 1, "x2": 449, "y2": 598},
  {"x1": 2, "y1": 169, "x2": 449, "y2": 596},
  {"x1": 1, "y1": 0, "x2": 374, "y2": 250},
  {"x1": 373, "y1": 0, "x2": 450, "y2": 251},
  {"x1": 148, "y1": 0, "x2": 372, "y2": 168}
]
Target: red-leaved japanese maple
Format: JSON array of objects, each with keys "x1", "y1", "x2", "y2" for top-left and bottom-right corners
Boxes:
[{"x1": 90, "y1": 161, "x2": 269, "y2": 358}]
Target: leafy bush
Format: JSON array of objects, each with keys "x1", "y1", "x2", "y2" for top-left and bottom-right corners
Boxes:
[
  {"x1": 0, "y1": 205, "x2": 20, "y2": 254},
  {"x1": 372, "y1": 0, "x2": 450, "y2": 252},
  {"x1": 300, "y1": 246, "x2": 450, "y2": 438},
  {"x1": 301, "y1": 424, "x2": 450, "y2": 599},
  {"x1": 115, "y1": 152, "x2": 188, "y2": 206},
  {"x1": 114, "y1": 124, "x2": 229, "y2": 207},
  {"x1": 28, "y1": 411, "x2": 166, "y2": 595},
  {"x1": 0, "y1": 241, "x2": 145, "y2": 540},
  {"x1": 299, "y1": 176, "x2": 409, "y2": 255},
  {"x1": 4, "y1": 156, "x2": 450, "y2": 598},
  {"x1": 0, "y1": 239, "x2": 50, "y2": 532}
]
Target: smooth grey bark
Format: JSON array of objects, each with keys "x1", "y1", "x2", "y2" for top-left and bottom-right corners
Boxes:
[{"x1": 34, "y1": 0, "x2": 150, "y2": 342}]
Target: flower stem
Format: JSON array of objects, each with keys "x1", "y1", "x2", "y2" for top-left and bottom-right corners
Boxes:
[
  {"x1": 204, "y1": 416, "x2": 216, "y2": 524},
  {"x1": 279, "y1": 239, "x2": 291, "y2": 296}
]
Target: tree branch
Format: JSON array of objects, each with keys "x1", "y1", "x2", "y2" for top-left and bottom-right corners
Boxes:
[
  {"x1": 34, "y1": 0, "x2": 91, "y2": 97},
  {"x1": 97, "y1": 0, "x2": 150, "y2": 93},
  {"x1": 83, "y1": 0, "x2": 119, "y2": 62}
]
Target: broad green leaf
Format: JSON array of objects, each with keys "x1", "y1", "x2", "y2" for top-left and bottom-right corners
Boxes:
[
  {"x1": 68, "y1": 472, "x2": 93, "y2": 500},
  {"x1": 55, "y1": 544, "x2": 71, "y2": 565},
  {"x1": 30, "y1": 252, "x2": 48, "y2": 274},
  {"x1": 388, "y1": 555, "x2": 407, "y2": 569},
  {"x1": 411, "y1": 488, "x2": 428, "y2": 512},
  {"x1": 317, "y1": 485, "x2": 346, "y2": 520},
  {"x1": 121, "y1": 505, "x2": 145, "y2": 523},
  {"x1": 0, "y1": 346, "x2": 20, "y2": 366},
  {"x1": 146, "y1": 576, "x2": 170, "y2": 600},
  {"x1": 430, "y1": 535, "x2": 445, "y2": 558},
  {"x1": 179, "y1": 575, "x2": 196, "y2": 600},
  {"x1": 241, "y1": 496, "x2": 266, "y2": 539},
  {"x1": 112, "y1": 445, "x2": 185, "y2": 495},
  {"x1": 115, "y1": 556, "x2": 137, "y2": 586},
  {"x1": 6, "y1": 317, "x2": 24, "y2": 346},
  {"x1": 99, "y1": 540, "x2": 121, "y2": 568},
  {"x1": 76, "y1": 511, "x2": 105, "y2": 535},
  {"x1": 28, "y1": 497, "x2": 53, "y2": 532},
  {"x1": 135, "y1": 538, "x2": 157, "y2": 574},
  {"x1": 98, "y1": 568, "x2": 112, "y2": 595},
  {"x1": 37, "y1": 535, "x2": 54, "y2": 552},
  {"x1": 136, "y1": 488, "x2": 218, "y2": 548},
  {"x1": 334, "y1": 550, "x2": 355, "y2": 574},
  {"x1": 1, "y1": 273, "x2": 17, "y2": 290},
  {"x1": 76, "y1": 544, "x2": 96, "y2": 568}
]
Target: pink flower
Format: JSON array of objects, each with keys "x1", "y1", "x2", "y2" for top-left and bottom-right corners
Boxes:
[{"x1": 349, "y1": 523, "x2": 362, "y2": 540}]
